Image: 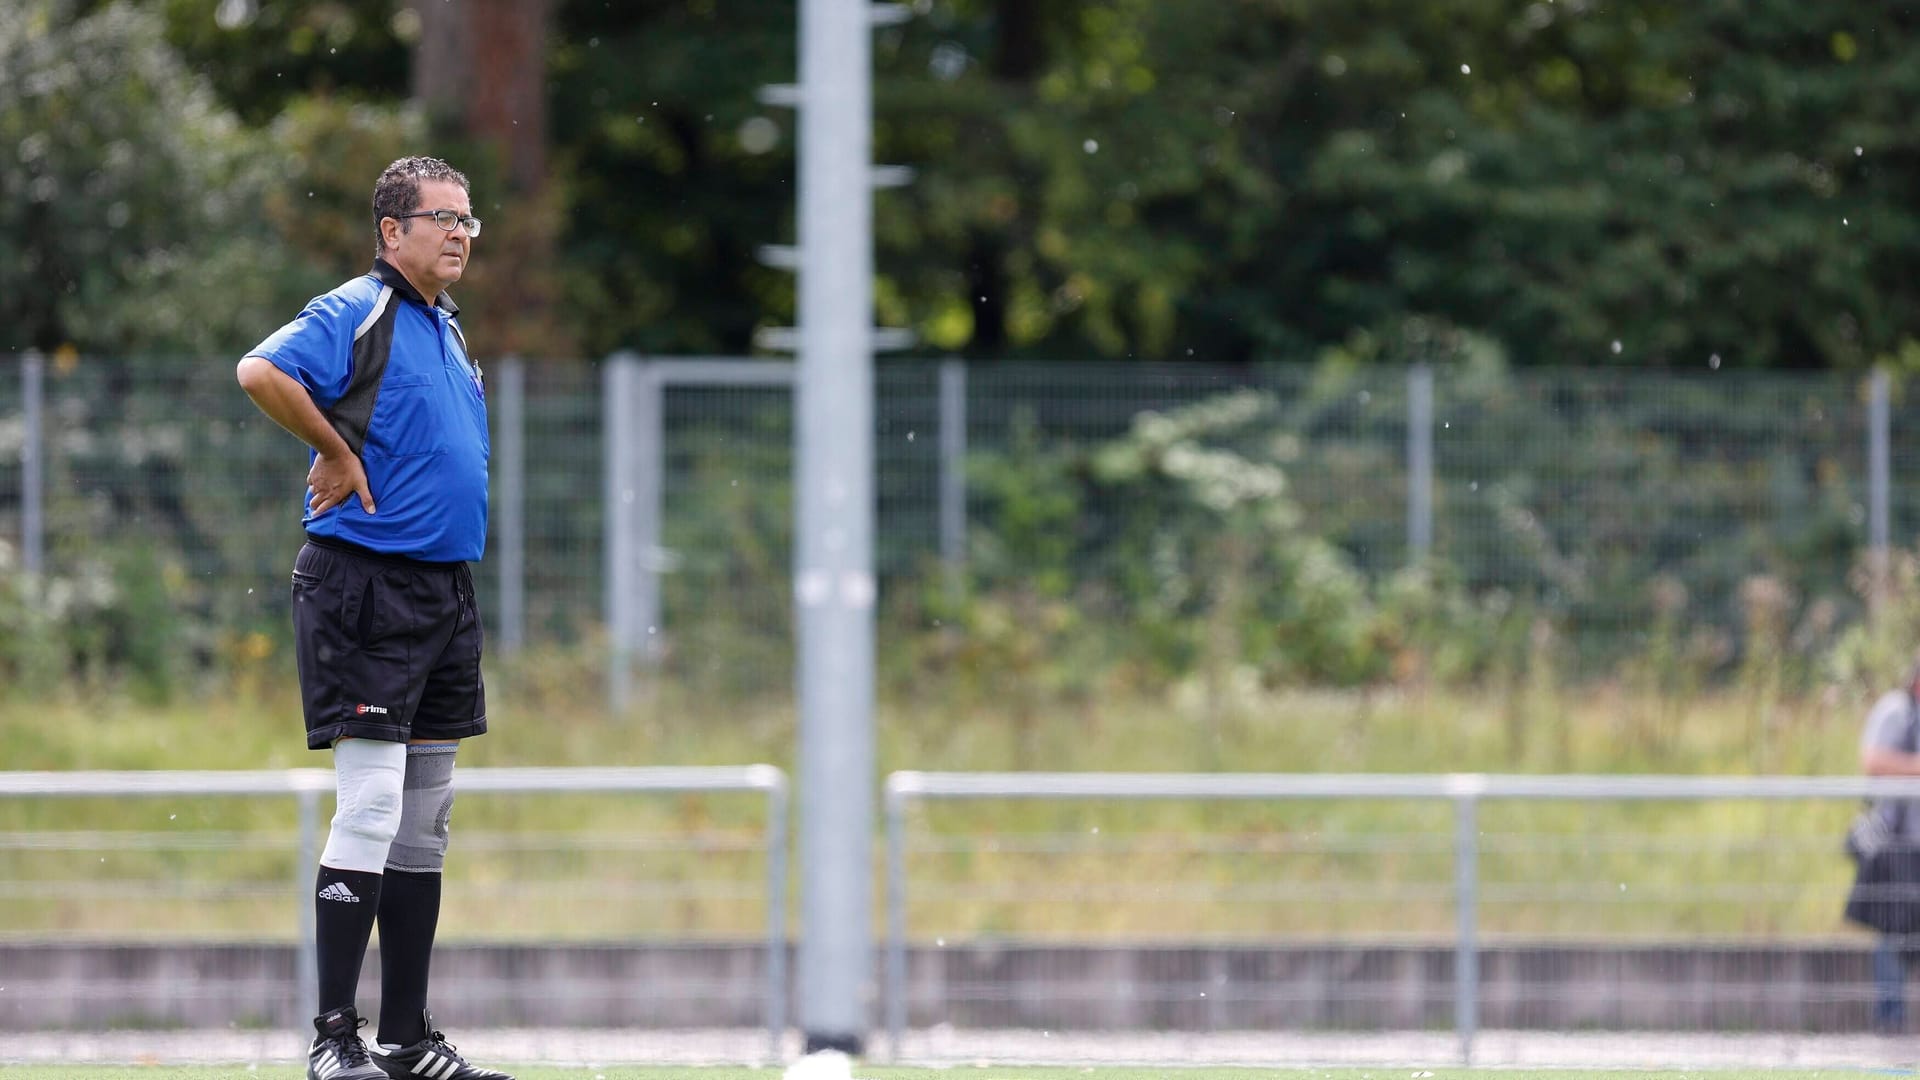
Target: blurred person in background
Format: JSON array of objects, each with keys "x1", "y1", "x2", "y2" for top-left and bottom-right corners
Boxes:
[
  {"x1": 1852, "y1": 662, "x2": 1920, "y2": 1034},
  {"x1": 236, "y1": 156, "x2": 512, "y2": 1080}
]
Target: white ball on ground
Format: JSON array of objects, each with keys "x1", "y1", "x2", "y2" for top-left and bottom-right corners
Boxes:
[{"x1": 782, "y1": 1048, "x2": 854, "y2": 1080}]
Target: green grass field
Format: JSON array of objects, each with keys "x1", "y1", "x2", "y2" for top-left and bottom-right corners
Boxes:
[{"x1": 0, "y1": 1060, "x2": 1896, "y2": 1068}]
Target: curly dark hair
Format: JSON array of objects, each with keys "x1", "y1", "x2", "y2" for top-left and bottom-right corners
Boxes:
[{"x1": 371, "y1": 156, "x2": 470, "y2": 257}]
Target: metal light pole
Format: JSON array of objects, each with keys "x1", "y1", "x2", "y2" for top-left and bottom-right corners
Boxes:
[
  {"x1": 760, "y1": 1, "x2": 914, "y2": 1054},
  {"x1": 794, "y1": 0, "x2": 876, "y2": 1055}
]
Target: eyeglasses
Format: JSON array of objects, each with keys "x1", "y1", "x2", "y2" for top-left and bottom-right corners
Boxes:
[{"x1": 394, "y1": 208, "x2": 482, "y2": 238}]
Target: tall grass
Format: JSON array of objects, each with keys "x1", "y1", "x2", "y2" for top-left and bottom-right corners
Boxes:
[{"x1": 0, "y1": 639, "x2": 1879, "y2": 942}]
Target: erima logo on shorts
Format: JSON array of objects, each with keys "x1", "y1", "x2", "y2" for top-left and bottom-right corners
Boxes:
[{"x1": 355, "y1": 704, "x2": 389, "y2": 715}]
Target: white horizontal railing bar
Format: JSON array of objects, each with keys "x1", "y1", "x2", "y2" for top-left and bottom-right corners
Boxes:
[
  {"x1": 651, "y1": 358, "x2": 795, "y2": 386},
  {"x1": 886, "y1": 771, "x2": 1920, "y2": 801},
  {"x1": 452, "y1": 765, "x2": 786, "y2": 794},
  {"x1": 0, "y1": 769, "x2": 335, "y2": 797},
  {"x1": 0, "y1": 765, "x2": 785, "y2": 799}
]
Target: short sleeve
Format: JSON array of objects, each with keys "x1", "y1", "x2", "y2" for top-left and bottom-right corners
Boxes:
[
  {"x1": 245, "y1": 288, "x2": 365, "y2": 407},
  {"x1": 1862, "y1": 691, "x2": 1913, "y2": 754}
]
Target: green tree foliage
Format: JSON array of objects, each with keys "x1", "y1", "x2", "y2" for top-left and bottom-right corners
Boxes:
[
  {"x1": 85, "y1": 0, "x2": 1920, "y2": 367},
  {"x1": 135, "y1": 0, "x2": 410, "y2": 126},
  {"x1": 0, "y1": 1, "x2": 284, "y2": 354},
  {"x1": 878, "y1": 0, "x2": 1920, "y2": 368},
  {"x1": 1267, "y1": 0, "x2": 1920, "y2": 370},
  {"x1": 1, "y1": 1, "x2": 442, "y2": 358},
  {"x1": 548, "y1": 0, "x2": 800, "y2": 356},
  {"x1": 257, "y1": 95, "x2": 430, "y2": 283}
]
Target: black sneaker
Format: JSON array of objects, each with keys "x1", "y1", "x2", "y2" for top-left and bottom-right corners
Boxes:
[
  {"x1": 309, "y1": 1006, "x2": 387, "y2": 1080},
  {"x1": 371, "y1": 1009, "x2": 514, "y2": 1080}
]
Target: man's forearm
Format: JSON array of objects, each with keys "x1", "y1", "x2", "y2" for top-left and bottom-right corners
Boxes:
[
  {"x1": 236, "y1": 356, "x2": 352, "y2": 458},
  {"x1": 1863, "y1": 748, "x2": 1920, "y2": 777}
]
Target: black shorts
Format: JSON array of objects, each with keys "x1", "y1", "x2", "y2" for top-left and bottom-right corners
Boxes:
[{"x1": 291, "y1": 536, "x2": 488, "y2": 750}]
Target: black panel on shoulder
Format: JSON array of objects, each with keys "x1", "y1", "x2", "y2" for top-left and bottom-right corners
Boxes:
[{"x1": 327, "y1": 285, "x2": 399, "y2": 457}]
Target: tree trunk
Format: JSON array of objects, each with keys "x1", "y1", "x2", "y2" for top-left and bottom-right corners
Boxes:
[
  {"x1": 466, "y1": 0, "x2": 552, "y2": 196},
  {"x1": 410, "y1": 0, "x2": 473, "y2": 131},
  {"x1": 412, "y1": 0, "x2": 549, "y2": 194},
  {"x1": 409, "y1": 0, "x2": 565, "y2": 356},
  {"x1": 994, "y1": 0, "x2": 1043, "y2": 81},
  {"x1": 963, "y1": 0, "x2": 1048, "y2": 355},
  {"x1": 966, "y1": 233, "x2": 1008, "y2": 358}
]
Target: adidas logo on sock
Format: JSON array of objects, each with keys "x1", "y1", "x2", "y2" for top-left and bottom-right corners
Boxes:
[{"x1": 318, "y1": 882, "x2": 361, "y2": 903}]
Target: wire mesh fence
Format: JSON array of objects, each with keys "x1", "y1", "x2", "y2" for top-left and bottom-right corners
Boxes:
[{"x1": 2, "y1": 355, "x2": 1909, "y2": 704}]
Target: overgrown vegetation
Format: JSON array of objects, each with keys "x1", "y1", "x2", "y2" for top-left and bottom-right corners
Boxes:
[
  {"x1": 0, "y1": 663, "x2": 1873, "y2": 941},
  {"x1": 1, "y1": 369, "x2": 1907, "y2": 718}
]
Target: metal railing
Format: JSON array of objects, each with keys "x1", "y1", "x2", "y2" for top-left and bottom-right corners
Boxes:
[
  {"x1": 0, "y1": 765, "x2": 790, "y2": 1052},
  {"x1": 882, "y1": 771, "x2": 1920, "y2": 1064}
]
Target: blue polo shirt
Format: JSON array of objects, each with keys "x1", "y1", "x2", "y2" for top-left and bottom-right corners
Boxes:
[{"x1": 247, "y1": 259, "x2": 489, "y2": 563}]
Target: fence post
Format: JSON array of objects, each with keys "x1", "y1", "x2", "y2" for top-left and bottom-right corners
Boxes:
[
  {"x1": 496, "y1": 356, "x2": 526, "y2": 653},
  {"x1": 1453, "y1": 789, "x2": 1480, "y2": 1066},
  {"x1": 634, "y1": 361, "x2": 663, "y2": 668},
  {"x1": 21, "y1": 350, "x2": 44, "y2": 576},
  {"x1": 604, "y1": 353, "x2": 641, "y2": 715},
  {"x1": 1870, "y1": 368, "x2": 1891, "y2": 613},
  {"x1": 765, "y1": 777, "x2": 791, "y2": 1059},
  {"x1": 1408, "y1": 363, "x2": 1434, "y2": 565},
  {"x1": 938, "y1": 359, "x2": 967, "y2": 593},
  {"x1": 295, "y1": 786, "x2": 320, "y2": 1020},
  {"x1": 884, "y1": 780, "x2": 908, "y2": 1061},
  {"x1": 604, "y1": 352, "x2": 664, "y2": 716}
]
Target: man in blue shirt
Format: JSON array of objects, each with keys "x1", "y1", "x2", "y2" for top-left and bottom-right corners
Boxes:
[{"x1": 238, "y1": 156, "x2": 510, "y2": 1080}]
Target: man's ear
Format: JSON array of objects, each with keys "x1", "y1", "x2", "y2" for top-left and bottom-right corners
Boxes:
[{"x1": 378, "y1": 217, "x2": 400, "y2": 252}]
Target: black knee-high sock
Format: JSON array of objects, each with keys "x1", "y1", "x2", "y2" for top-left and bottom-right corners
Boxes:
[
  {"x1": 376, "y1": 869, "x2": 442, "y2": 1045},
  {"x1": 315, "y1": 866, "x2": 383, "y2": 1014}
]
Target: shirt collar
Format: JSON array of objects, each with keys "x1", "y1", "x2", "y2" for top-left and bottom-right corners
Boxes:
[{"x1": 371, "y1": 257, "x2": 460, "y2": 316}]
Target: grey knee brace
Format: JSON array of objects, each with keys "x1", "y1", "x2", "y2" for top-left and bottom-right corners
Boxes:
[
  {"x1": 320, "y1": 738, "x2": 406, "y2": 873},
  {"x1": 386, "y1": 743, "x2": 456, "y2": 873}
]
